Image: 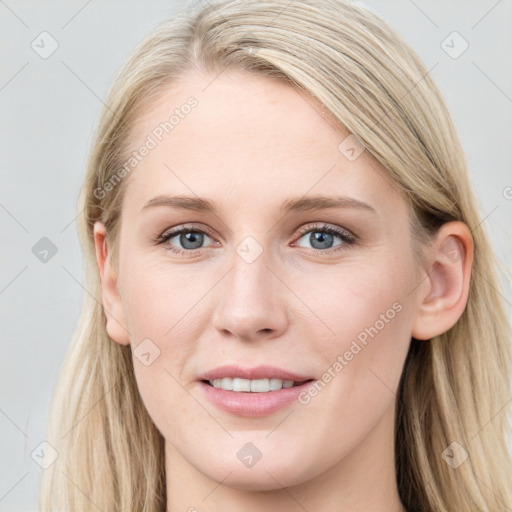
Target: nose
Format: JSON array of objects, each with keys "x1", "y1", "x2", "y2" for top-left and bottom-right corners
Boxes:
[{"x1": 211, "y1": 250, "x2": 289, "y2": 342}]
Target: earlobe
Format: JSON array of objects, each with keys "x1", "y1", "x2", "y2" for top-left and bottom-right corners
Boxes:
[
  {"x1": 411, "y1": 221, "x2": 474, "y2": 341},
  {"x1": 93, "y1": 221, "x2": 131, "y2": 346}
]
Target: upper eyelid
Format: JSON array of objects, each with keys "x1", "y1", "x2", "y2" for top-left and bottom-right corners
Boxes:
[
  {"x1": 296, "y1": 222, "x2": 352, "y2": 236},
  {"x1": 160, "y1": 223, "x2": 215, "y2": 239}
]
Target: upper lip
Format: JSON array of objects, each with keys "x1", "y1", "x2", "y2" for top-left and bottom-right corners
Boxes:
[{"x1": 198, "y1": 365, "x2": 314, "y2": 382}]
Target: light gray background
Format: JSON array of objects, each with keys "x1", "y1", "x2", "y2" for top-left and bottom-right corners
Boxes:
[{"x1": 1, "y1": 1, "x2": 511, "y2": 510}]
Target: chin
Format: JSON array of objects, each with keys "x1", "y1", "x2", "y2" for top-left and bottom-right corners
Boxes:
[
  {"x1": 200, "y1": 456, "x2": 315, "y2": 491},
  {"x1": 213, "y1": 469, "x2": 298, "y2": 491}
]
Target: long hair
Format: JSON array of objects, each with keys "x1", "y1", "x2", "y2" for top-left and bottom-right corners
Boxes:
[{"x1": 40, "y1": 1, "x2": 512, "y2": 510}]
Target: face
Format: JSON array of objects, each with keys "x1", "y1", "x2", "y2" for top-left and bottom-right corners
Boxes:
[{"x1": 105, "y1": 68, "x2": 424, "y2": 490}]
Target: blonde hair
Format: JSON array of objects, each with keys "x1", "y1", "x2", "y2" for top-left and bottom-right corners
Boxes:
[{"x1": 40, "y1": 1, "x2": 512, "y2": 510}]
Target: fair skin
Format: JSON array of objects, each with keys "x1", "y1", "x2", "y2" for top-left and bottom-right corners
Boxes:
[{"x1": 94, "y1": 68, "x2": 473, "y2": 512}]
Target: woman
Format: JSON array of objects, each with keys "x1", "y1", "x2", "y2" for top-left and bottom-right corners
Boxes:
[{"x1": 40, "y1": 0, "x2": 512, "y2": 510}]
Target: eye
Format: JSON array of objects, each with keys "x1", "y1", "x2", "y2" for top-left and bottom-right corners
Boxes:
[
  {"x1": 155, "y1": 222, "x2": 356, "y2": 256},
  {"x1": 155, "y1": 224, "x2": 218, "y2": 255},
  {"x1": 293, "y1": 223, "x2": 355, "y2": 253}
]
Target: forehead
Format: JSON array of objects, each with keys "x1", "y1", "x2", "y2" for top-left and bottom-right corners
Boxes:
[{"x1": 122, "y1": 68, "x2": 404, "y2": 218}]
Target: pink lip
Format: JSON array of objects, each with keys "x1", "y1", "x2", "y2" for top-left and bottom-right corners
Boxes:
[{"x1": 196, "y1": 365, "x2": 316, "y2": 418}]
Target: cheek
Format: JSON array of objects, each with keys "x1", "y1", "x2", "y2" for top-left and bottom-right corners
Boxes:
[
  {"x1": 120, "y1": 253, "x2": 211, "y2": 341},
  {"x1": 295, "y1": 250, "x2": 414, "y2": 419},
  {"x1": 119, "y1": 256, "x2": 214, "y2": 435},
  {"x1": 303, "y1": 250, "x2": 413, "y2": 355},
  {"x1": 297, "y1": 250, "x2": 415, "y2": 429}
]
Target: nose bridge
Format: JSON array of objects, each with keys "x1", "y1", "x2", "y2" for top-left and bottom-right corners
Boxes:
[
  {"x1": 231, "y1": 247, "x2": 269, "y2": 299},
  {"x1": 226, "y1": 231, "x2": 274, "y2": 298},
  {"x1": 212, "y1": 239, "x2": 288, "y2": 340}
]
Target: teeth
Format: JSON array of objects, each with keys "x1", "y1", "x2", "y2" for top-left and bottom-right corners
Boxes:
[
  {"x1": 251, "y1": 379, "x2": 269, "y2": 392},
  {"x1": 208, "y1": 377, "x2": 299, "y2": 392},
  {"x1": 270, "y1": 378, "x2": 283, "y2": 391},
  {"x1": 233, "y1": 378, "x2": 251, "y2": 392}
]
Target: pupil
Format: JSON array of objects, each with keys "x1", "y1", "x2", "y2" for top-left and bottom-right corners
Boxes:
[
  {"x1": 181, "y1": 232, "x2": 203, "y2": 249},
  {"x1": 311, "y1": 231, "x2": 333, "y2": 249}
]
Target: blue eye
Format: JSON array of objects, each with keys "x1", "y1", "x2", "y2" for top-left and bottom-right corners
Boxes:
[
  {"x1": 294, "y1": 223, "x2": 355, "y2": 251},
  {"x1": 156, "y1": 223, "x2": 355, "y2": 256},
  {"x1": 156, "y1": 225, "x2": 217, "y2": 255}
]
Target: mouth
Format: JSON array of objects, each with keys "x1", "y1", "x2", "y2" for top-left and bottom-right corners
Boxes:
[
  {"x1": 202, "y1": 377, "x2": 314, "y2": 392},
  {"x1": 196, "y1": 365, "x2": 316, "y2": 416},
  {"x1": 198, "y1": 376, "x2": 317, "y2": 417}
]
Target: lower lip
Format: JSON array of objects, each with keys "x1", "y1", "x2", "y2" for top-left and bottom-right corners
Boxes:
[{"x1": 198, "y1": 380, "x2": 316, "y2": 418}]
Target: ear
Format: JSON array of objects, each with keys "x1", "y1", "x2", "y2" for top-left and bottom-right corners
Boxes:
[
  {"x1": 411, "y1": 221, "x2": 474, "y2": 340},
  {"x1": 93, "y1": 221, "x2": 130, "y2": 346}
]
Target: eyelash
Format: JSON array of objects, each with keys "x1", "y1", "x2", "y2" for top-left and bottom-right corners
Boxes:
[{"x1": 155, "y1": 223, "x2": 356, "y2": 256}]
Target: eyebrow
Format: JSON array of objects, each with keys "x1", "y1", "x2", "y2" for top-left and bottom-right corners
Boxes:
[{"x1": 140, "y1": 194, "x2": 376, "y2": 214}]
